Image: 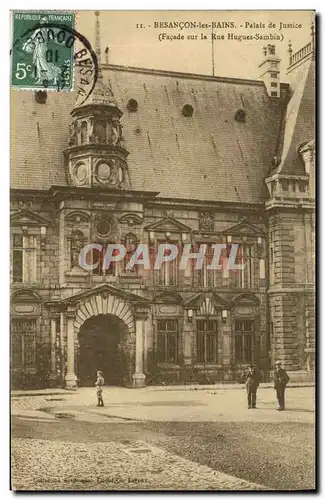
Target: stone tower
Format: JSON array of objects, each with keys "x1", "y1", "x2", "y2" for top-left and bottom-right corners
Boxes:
[
  {"x1": 264, "y1": 31, "x2": 315, "y2": 380},
  {"x1": 258, "y1": 44, "x2": 281, "y2": 97}
]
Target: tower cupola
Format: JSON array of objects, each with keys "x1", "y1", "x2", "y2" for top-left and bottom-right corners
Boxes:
[{"x1": 64, "y1": 12, "x2": 129, "y2": 189}]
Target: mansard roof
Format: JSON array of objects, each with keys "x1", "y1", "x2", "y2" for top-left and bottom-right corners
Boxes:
[
  {"x1": 11, "y1": 64, "x2": 288, "y2": 203},
  {"x1": 272, "y1": 59, "x2": 315, "y2": 177}
]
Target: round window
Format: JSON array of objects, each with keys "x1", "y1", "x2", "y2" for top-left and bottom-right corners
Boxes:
[
  {"x1": 96, "y1": 219, "x2": 112, "y2": 237},
  {"x1": 97, "y1": 162, "x2": 111, "y2": 180},
  {"x1": 74, "y1": 162, "x2": 87, "y2": 184}
]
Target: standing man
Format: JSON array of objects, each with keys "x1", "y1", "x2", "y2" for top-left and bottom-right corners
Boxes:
[
  {"x1": 274, "y1": 361, "x2": 290, "y2": 411},
  {"x1": 245, "y1": 364, "x2": 261, "y2": 409}
]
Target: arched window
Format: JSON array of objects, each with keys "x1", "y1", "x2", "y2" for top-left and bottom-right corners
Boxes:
[{"x1": 80, "y1": 121, "x2": 87, "y2": 145}]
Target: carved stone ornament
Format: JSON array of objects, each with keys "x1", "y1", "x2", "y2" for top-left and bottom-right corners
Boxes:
[
  {"x1": 124, "y1": 232, "x2": 138, "y2": 252},
  {"x1": 199, "y1": 212, "x2": 214, "y2": 232},
  {"x1": 119, "y1": 214, "x2": 142, "y2": 226},
  {"x1": 17, "y1": 201, "x2": 32, "y2": 211},
  {"x1": 68, "y1": 123, "x2": 78, "y2": 147},
  {"x1": 110, "y1": 117, "x2": 122, "y2": 146},
  {"x1": 70, "y1": 230, "x2": 86, "y2": 268}
]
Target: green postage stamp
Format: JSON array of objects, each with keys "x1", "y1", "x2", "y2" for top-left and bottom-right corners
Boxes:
[{"x1": 11, "y1": 11, "x2": 75, "y2": 91}]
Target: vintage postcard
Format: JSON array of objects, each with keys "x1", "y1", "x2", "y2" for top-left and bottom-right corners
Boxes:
[{"x1": 10, "y1": 10, "x2": 315, "y2": 491}]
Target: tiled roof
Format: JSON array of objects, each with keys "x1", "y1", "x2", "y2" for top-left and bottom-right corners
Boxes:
[{"x1": 11, "y1": 65, "x2": 288, "y2": 203}]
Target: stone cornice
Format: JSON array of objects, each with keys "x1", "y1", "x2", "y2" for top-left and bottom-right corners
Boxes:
[
  {"x1": 265, "y1": 199, "x2": 315, "y2": 211},
  {"x1": 267, "y1": 286, "x2": 315, "y2": 294}
]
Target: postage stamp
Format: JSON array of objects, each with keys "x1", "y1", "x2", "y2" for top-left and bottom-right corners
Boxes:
[{"x1": 11, "y1": 11, "x2": 75, "y2": 91}]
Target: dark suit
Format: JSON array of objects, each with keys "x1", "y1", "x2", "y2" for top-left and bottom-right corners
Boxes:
[
  {"x1": 274, "y1": 368, "x2": 289, "y2": 410},
  {"x1": 245, "y1": 369, "x2": 261, "y2": 408}
]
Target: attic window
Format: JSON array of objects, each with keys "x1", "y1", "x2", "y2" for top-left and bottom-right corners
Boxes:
[
  {"x1": 34, "y1": 91, "x2": 47, "y2": 104},
  {"x1": 127, "y1": 99, "x2": 138, "y2": 112},
  {"x1": 235, "y1": 109, "x2": 246, "y2": 122},
  {"x1": 182, "y1": 104, "x2": 194, "y2": 117}
]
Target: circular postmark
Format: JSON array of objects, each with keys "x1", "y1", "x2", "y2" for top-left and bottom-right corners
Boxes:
[{"x1": 11, "y1": 18, "x2": 98, "y2": 106}]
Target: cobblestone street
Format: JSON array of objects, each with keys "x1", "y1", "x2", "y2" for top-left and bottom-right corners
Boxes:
[
  {"x1": 12, "y1": 438, "x2": 266, "y2": 491},
  {"x1": 11, "y1": 385, "x2": 315, "y2": 491}
]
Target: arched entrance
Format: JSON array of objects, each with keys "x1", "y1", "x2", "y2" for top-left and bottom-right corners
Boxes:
[{"x1": 78, "y1": 314, "x2": 130, "y2": 386}]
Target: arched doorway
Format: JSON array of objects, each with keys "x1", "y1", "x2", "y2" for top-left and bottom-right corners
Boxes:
[{"x1": 78, "y1": 314, "x2": 130, "y2": 386}]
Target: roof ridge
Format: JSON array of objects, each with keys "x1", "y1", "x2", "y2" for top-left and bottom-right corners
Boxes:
[{"x1": 101, "y1": 63, "x2": 290, "y2": 87}]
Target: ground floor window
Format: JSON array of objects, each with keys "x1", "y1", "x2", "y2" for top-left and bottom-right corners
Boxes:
[
  {"x1": 11, "y1": 319, "x2": 36, "y2": 370},
  {"x1": 156, "y1": 319, "x2": 178, "y2": 363},
  {"x1": 196, "y1": 319, "x2": 218, "y2": 364},
  {"x1": 235, "y1": 319, "x2": 254, "y2": 363}
]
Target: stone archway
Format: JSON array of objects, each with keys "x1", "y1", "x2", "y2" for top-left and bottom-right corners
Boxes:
[
  {"x1": 73, "y1": 293, "x2": 135, "y2": 387},
  {"x1": 64, "y1": 288, "x2": 149, "y2": 389},
  {"x1": 74, "y1": 293, "x2": 135, "y2": 335},
  {"x1": 78, "y1": 314, "x2": 130, "y2": 386}
]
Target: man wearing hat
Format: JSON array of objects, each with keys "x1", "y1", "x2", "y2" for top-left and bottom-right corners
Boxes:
[
  {"x1": 274, "y1": 361, "x2": 290, "y2": 411},
  {"x1": 244, "y1": 364, "x2": 262, "y2": 409}
]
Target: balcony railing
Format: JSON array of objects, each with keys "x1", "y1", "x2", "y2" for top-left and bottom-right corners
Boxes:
[{"x1": 289, "y1": 42, "x2": 313, "y2": 67}]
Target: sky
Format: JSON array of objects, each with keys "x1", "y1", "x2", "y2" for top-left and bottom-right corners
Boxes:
[{"x1": 76, "y1": 10, "x2": 314, "y2": 82}]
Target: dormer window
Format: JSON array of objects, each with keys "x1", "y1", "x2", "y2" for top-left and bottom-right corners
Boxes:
[
  {"x1": 182, "y1": 104, "x2": 194, "y2": 117},
  {"x1": 127, "y1": 99, "x2": 138, "y2": 112},
  {"x1": 235, "y1": 109, "x2": 246, "y2": 123}
]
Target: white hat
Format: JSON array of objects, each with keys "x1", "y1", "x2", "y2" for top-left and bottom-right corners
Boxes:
[{"x1": 275, "y1": 360, "x2": 281, "y2": 365}]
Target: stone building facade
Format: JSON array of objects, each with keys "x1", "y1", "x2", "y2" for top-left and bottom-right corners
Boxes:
[{"x1": 10, "y1": 21, "x2": 315, "y2": 388}]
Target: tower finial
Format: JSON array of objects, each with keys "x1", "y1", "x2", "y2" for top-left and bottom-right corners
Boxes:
[
  {"x1": 311, "y1": 22, "x2": 315, "y2": 59},
  {"x1": 95, "y1": 11, "x2": 102, "y2": 78}
]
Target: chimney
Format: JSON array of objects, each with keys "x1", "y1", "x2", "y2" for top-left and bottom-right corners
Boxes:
[{"x1": 258, "y1": 44, "x2": 281, "y2": 98}]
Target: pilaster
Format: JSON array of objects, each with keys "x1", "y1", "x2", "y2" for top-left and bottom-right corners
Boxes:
[
  {"x1": 65, "y1": 308, "x2": 77, "y2": 389},
  {"x1": 132, "y1": 306, "x2": 150, "y2": 387}
]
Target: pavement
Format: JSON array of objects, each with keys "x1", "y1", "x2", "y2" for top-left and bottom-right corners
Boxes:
[
  {"x1": 11, "y1": 385, "x2": 316, "y2": 491},
  {"x1": 12, "y1": 437, "x2": 267, "y2": 491},
  {"x1": 11, "y1": 385, "x2": 315, "y2": 424}
]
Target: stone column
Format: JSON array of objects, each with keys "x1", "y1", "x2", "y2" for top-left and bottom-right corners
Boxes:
[
  {"x1": 48, "y1": 317, "x2": 58, "y2": 386},
  {"x1": 65, "y1": 310, "x2": 77, "y2": 389},
  {"x1": 59, "y1": 204, "x2": 66, "y2": 285},
  {"x1": 132, "y1": 314, "x2": 147, "y2": 387},
  {"x1": 143, "y1": 319, "x2": 148, "y2": 373}
]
